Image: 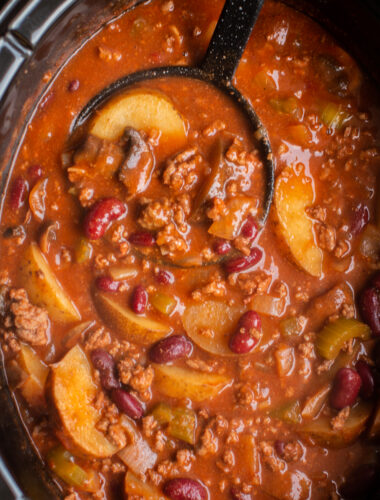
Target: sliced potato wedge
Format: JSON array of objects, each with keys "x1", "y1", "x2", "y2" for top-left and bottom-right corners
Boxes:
[
  {"x1": 154, "y1": 364, "x2": 231, "y2": 402},
  {"x1": 94, "y1": 293, "x2": 171, "y2": 344},
  {"x1": 20, "y1": 242, "x2": 81, "y2": 323},
  {"x1": 17, "y1": 343, "x2": 48, "y2": 407},
  {"x1": 208, "y1": 197, "x2": 257, "y2": 240},
  {"x1": 90, "y1": 90, "x2": 187, "y2": 148},
  {"x1": 124, "y1": 471, "x2": 167, "y2": 500},
  {"x1": 182, "y1": 300, "x2": 243, "y2": 356},
  {"x1": 275, "y1": 164, "x2": 322, "y2": 277},
  {"x1": 51, "y1": 345, "x2": 118, "y2": 458},
  {"x1": 300, "y1": 402, "x2": 372, "y2": 447}
]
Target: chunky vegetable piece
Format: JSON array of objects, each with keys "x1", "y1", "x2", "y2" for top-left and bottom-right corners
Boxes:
[
  {"x1": 316, "y1": 318, "x2": 371, "y2": 360},
  {"x1": 94, "y1": 293, "x2": 171, "y2": 344},
  {"x1": 17, "y1": 343, "x2": 48, "y2": 406},
  {"x1": 153, "y1": 364, "x2": 231, "y2": 402},
  {"x1": 300, "y1": 403, "x2": 372, "y2": 447},
  {"x1": 208, "y1": 197, "x2": 257, "y2": 240},
  {"x1": 275, "y1": 164, "x2": 322, "y2": 277},
  {"x1": 124, "y1": 471, "x2": 168, "y2": 500},
  {"x1": 182, "y1": 300, "x2": 243, "y2": 356},
  {"x1": 50, "y1": 345, "x2": 118, "y2": 457},
  {"x1": 152, "y1": 403, "x2": 197, "y2": 444},
  {"x1": 20, "y1": 242, "x2": 81, "y2": 322},
  {"x1": 90, "y1": 90, "x2": 187, "y2": 148}
]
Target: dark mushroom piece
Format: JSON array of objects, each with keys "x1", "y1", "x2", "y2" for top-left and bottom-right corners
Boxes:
[{"x1": 118, "y1": 127, "x2": 154, "y2": 196}]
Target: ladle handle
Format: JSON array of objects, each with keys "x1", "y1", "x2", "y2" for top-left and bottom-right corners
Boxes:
[{"x1": 201, "y1": 0, "x2": 264, "y2": 83}]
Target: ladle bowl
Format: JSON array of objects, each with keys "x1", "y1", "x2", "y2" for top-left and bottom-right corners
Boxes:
[{"x1": 74, "y1": 0, "x2": 275, "y2": 225}]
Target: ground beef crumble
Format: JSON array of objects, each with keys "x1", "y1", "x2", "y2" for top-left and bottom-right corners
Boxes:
[
  {"x1": 163, "y1": 147, "x2": 203, "y2": 192},
  {"x1": 0, "y1": 288, "x2": 49, "y2": 347}
]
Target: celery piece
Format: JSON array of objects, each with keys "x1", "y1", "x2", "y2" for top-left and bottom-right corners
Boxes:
[
  {"x1": 168, "y1": 407, "x2": 197, "y2": 445},
  {"x1": 280, "y1": 317, "x2": 303, "y2": 337},
  {"x1": 47, "y1": 446, "x2": 87, "y2": 488},
  {"x1": 152, "y1": 403, "x2": 196, "y2": 444},
  {"x1": 316, "y1": 318, "x2": 371, "y2": 360},
  {"x1": 150, "y1": 292, "x2": 176, "y2": 315},
  {"x1": 76, "y1": 238, "x2": 93, "y2": 263},
  {"x1": 320, "y1": 103, "x2": 352, "y2": 130},
  {"x1": 269, "y1": 97, "x2": 300, "y2": 117},
  {"x1": 271, "y1": 400, "x2": 301, "y2": 424}
]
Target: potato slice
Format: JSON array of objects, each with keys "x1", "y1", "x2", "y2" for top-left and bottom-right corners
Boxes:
[
  {"x1": 208, "y1": 197, "x2": 257, "y2": 240},
  {"x1": 261, "y1": 470, "x2": 311, "y2": 500},
  {"x1": 124, "y1": 471, "x2": 167, "y2": 500},
  {"x1": 182, "y1": 300, "x2": 243, "y2": 356},
  {"x1": 51, "y1": 345, "x2": 118, "y2": 458},
  {"x1": 20, "y1": 242, "x2": 81, "y2": 323},
  {"x1": 300, "y1": 402, "x2": 372, "y2": 447},
  {"x1": 275, "y1": 164, "x2": 322, "y2": 277},
  {"x1": 90, "y1": 90, "x2": 187, "y2": 148},
  {"x1": 17, "y1": 343, "x2": 49, "y2": 407},
  {"x1": 154, "y1": 364, "x2": 231, "y2": 402},
  {"x1": 94, "y1": 293, "x2": 171, "y2": 345}
]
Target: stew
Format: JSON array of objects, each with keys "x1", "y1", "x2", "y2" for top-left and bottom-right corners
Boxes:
[{"x1": 0, "y1": 0, "x2": 380, "y2": 499}]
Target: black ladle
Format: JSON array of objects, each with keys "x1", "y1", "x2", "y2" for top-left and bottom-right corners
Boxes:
[{"x1": 74, "y1": 0, "x2": 274, "y2": 225}]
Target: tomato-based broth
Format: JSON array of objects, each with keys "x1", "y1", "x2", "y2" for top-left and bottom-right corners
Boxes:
[{"x1": 1, "y1": 1, "x2": 380, "y2": 499}]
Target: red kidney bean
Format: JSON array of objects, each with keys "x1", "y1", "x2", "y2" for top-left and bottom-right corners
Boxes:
[
  {"x1": 90, "y1": 349, "x2": 120, "y2": 391},
  {"x1": 241, "y1": 216, "x2": 258, "y2": 240},
  {"x1": 68, "y1": 79, "x2": 80, "y2": 92},
  {"x1": 9, "y1": 177, "x2": 28, "y2": 210},
  {"x1": 229, "y1": 310, "x2": 261, "y2": 354},
  {"x1": 131, "y1": 285, "x2": 148, "y2": 314},
  {"x1": 360, "y1": 285, "x2": 380, "y2": 336},
  {"x1": 213, "y1": 239, "x2": 232, "y2": 255},
  {"x1": 149, "y1": 335, "x2": 192, "y2": 363},
  {"x1": 372, "y1": 272, "x2": 380, "y2": 289},
  {"x1": 84, "y1": 198, "x2": 126, "y2": 240},
  {"x1": 230, "y1": 487, "x2": 251, "y2": 500},
  {"x1": 163, "y1": 478, "x2": 207, "y2": 500},
  {"x1": 129, "y1": 231, "x2": 156, "y2": 247},
  {"x1": 356, "y1": 360, "x2": 375, "y2": 399},
  {"x1": 27, "y1": 164, "x2": 44, "y2": 182},
  {"x1": 111, "y1": 388, "x2": 143, "y2": 419},
  {"x1": 274, "y1": 440, "x2": 286, "y2": 457},
  {"x1": 95, "y1": 276, "x2": 120, "y2": 292},
  {"x1": 330, "y1": 367, "x2": 362, "y2": 410},
  {"x1": 350, "y1": 204, "x2": 369, "y2": 236},
  {"x1": 225, "y1": 247, "x2": 263, "y2": 274},
  {"x1": 156, "y1": 269, "x2": 174, "y2": 285},
  {"x1": 339, "y1": 463, "x2": 380, "y2": 499}
]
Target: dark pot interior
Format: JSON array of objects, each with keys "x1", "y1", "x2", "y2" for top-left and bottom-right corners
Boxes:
[{"x1": 0, "y1": 0, "x2": 379, "y2": 498}]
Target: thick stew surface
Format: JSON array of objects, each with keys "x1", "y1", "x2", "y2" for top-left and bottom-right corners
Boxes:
[{"x1": 1, "y1": 0, "x2": 380, "y2": 499}]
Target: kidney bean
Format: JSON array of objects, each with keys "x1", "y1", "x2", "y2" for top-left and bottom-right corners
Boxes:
[
  {"x1": 241, "y1": 216, "x2": 258, "y2": 240},
  {"x1": 90, "y1": 349, "x2": 120, "y2": 391},
  {"x1": 129, "y1": 231, "x2": 156, "y2": 247},
  {"x1": 68, "y1": 79, "x2": 80, "y2": 92},
  {"x1": 149, "y1": 335, "x2": 192, "y2": 363},
  {"x1": 225, "y1": 247, "x2": 263, "y2": 274},
  {"x1": 27, "y1": 164, "x2": 44, "y2": 182},
  {"x1": 330, "y1": 367, "x2": 362, "y2": 410},
  {"x1": 131, "y1": 285, "x2": 148, "y2": 314},
  {"x1": 274, "y1": 440, "x2": 286, "y2": 457},
  {"x1": 163, "y1": 478, "x2": 207, "y2": 500},
  {"x1": 9, "y1": 177, "x2": 28, "y2": 210},
  {"x1": 351, "y1": 204, "x2": 369, "y2": 236},
  {"x1": 213, "y1": 239, "x2": 232, "y2": 255},
  {"x1": 356, "y1": 360, "x2": 375, "y2": 399},
  {"x1": 84, "y1": 198, "x2": 126, "y2": 240},
  {"x1": 339, "y1": 463, "x2": 380, "y2": 499},
  {"x1": 111, "y1": 388, "x2": 143, "y2": 419},
  {"x1": 156, "y1": 269, "x2": 174, "y2": 285},
  {"x1": 360, "y1": 285, "x2": 380, "y2": 336},
  {"x1": 230, "y1": 487, "x2": 251, "y2": 500},
  {"x1": 372, "y1": 272, "x2": 380, "y2": 289},
  {"x1": 95, "y1": 276, "x2": 120, "y2": 292},
  {"x1": 229, "y1": 310, "x2": 261, "y2": 354}
]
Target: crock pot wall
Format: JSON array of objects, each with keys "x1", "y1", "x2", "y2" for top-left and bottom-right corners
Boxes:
[{"x1": 0, "y1": 0, "x2": 379, "y2": 499}]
